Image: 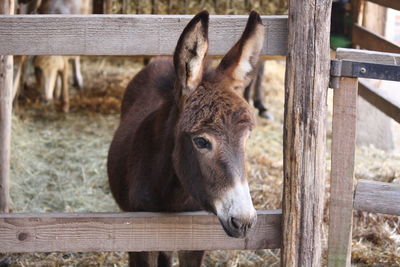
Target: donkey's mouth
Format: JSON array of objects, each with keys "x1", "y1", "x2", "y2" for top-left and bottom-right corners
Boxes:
[{"x1": 218, "y1": 215, "x2": 257, "y2": 238}]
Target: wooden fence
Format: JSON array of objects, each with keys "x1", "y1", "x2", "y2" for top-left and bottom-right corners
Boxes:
[
  {"x1": 1, "y1": 0, "x2": 400, "y2": 266},
  {"x1": 0, "y1": 15, "x2": 287, "y2": 56},
  {"x1": 328, "y1": 1, "x2": 400, "y2": 265}
]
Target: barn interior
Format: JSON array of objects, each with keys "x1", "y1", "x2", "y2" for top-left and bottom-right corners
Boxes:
[{"x1": 1, "y1": 0, "x2": 400, "y2": 266}]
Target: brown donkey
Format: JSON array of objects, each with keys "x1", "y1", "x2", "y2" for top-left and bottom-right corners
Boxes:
[{"x1": 108, "y1": 11, "x2": 264, "y2": 267}]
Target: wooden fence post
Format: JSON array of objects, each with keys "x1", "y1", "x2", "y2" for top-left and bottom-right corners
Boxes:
[
  {"x1": 135, "y1": 0, "x2": 140, "y2": 14},
  {"x1": 151, "y1": 0, "x2": 157, "y2": 14},
  {"x1": 167, "y1": 0, "x2": 173, "y2": 14},
  {"x1": 93, "y1": 0, "x2": 104, "y2": 14},
  {"x1": 282, "y1": 0, "x2": 332, "y2": 266},
  {"x1": 0, "y1": 0, "x2": 14, "y2": 213},
  {"x1": 328, "y1": 77, "x2": 358, "y2": 266},
  {"x1": 121, "y1": 0, "x2": 128, "y2": 14},
  {"x1": 105, "y1": 0, "x2": 113, "y2": 14}
]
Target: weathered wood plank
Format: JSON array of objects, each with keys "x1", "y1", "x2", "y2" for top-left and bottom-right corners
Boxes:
[
  {"x1": 0, "y1": 0, "x2": 14, "y2": 214},
  {"x1": 353, "y1": 24, "x2": 400, "y2": 54},
  {"x1": 354, "y1": 180, "x2": 400, "y2": 215},
  {"x1": 0, "y1": 15, "x2": 288, "y2": 56},
  {"x1": 367, "y1": 0, "x2": 400, "y2": 11},
  {"x1": 337, "y1": 48, "x2": 400, "y2": 65},
  {"x1": 328, "y1": 77, "x2": 359, "y2": 267},
  {"x1": 358, "y1": 80, "x2": 400, "y2": 124},
  {"x1": 0, "y1": 210, "x2": 282, "y2": 253},
  {"x1": 282, "y1": 0, "x2": 331, "y2": 266}
]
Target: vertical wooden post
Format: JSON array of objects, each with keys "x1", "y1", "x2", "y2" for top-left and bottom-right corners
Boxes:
[
  {"x1": 244, "y1": 0, "x2": 251, "y2": 11},
  {"x1": 92, "y1": 0, "x2": 104, "y2": 14},
  {"x1": 282, "y1": 0, "x2": 332, "y2": 266},
  {"x1": 328, "y1": 78, "x2": 358, "y2": 266},
  {"x1": 167, "y1": 0, "x2": 172, "y2": 14},
  {"x1": 135, "y1": 0, "x2": 140, "y2": 14},
  {"x1": 212, "y1": 0, "x2": 218, "y2": 13},
  {"x1": 151, "y1": 0, "x2": 157, "y2": 14},
  {"x1": 122, "y1": 0, "x2": 128, "y2": 14},
  {"x1": 351, "y1": 0, "x2": 363, "y2": 25},
  {"x1": 184, "y1": 0, "x2": 189, "y2": 13},
  {"x1": 105, "y1": 0, "x2": 113, "y2": 14},
  {"x1": 0, "y1": 0, "x2": 14, "y2": 213}
]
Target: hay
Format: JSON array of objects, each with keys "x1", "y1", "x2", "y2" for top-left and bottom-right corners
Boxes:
[
  {"x1": 111, "y1": 0, "x2": 288, "y2": 15},
  {"x1": 2, "y1": 57, "x2": 399, "y2": 266}
]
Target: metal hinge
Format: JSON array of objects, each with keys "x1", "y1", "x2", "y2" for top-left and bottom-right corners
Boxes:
[{"x1": 329, "y1": 59, "x2": 400, "y2": 89}]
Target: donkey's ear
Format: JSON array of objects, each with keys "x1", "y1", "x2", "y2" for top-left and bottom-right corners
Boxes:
[
  {"x1": 174, "y1": 11, "x2": 209, "y2": 99},
  {"x1": 217, "y1": 11, "x2": 264, "y2": 89}
]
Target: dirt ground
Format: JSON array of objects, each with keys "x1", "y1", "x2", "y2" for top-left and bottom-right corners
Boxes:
[{"x1": 1, "y1": 56, "x2": 399, "y2": 266}]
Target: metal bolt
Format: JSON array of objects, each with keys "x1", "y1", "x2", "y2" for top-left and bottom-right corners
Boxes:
[{"x1": 360, "y1": 67, "x2": 367, "y2": 74}]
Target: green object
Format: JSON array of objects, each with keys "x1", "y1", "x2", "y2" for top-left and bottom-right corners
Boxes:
[{"x1": 330, "y1": 34, "x2": 352, "y2": 49}]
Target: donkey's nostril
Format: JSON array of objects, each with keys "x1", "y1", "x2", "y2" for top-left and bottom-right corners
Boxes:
[{"x1": 230, "y1": 217, "x2": 241, "y2": 229}]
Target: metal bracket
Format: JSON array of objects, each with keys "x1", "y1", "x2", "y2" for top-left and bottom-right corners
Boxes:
[{"x1": 329, "y1": 59, "x2": 400, "y2": 88}]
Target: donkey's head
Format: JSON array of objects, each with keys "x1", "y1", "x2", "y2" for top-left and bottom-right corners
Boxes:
[{"x1": 172, "y1": 11, "x2": 264, "y2": 238}]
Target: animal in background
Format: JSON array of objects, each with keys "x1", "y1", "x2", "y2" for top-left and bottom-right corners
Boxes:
[
  {"x1": 14, "y1": 0, "x2": 86, "y2": 112},
  {"x1": 108, "y1": 11, "x2": 264, "y2": 267},
  {"x1": 33, "y1": 55, "x2": 69, "y2": 112},
  {"x1": 244, "y1": 61, "x2": 274, "y2": 120}
]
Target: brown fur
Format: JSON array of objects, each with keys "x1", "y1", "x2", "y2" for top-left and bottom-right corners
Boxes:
[
  {"x1": 108, "y1": 11, "x2": 264, "y2": 266},
  {"x1": 14, "y1": 0, "x2": 84, "y2": 113},
  {"x1": 33, "y1": 55, "x2": 69, "y2": 112}
]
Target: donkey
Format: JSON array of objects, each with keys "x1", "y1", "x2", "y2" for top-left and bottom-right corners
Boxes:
[
  {"x1": 244, "y1": 61, "x2": 274, "y2": 120},
  {"x1": 33, "y1": 55, "x2": 70, "y2": 111},
  {"x1": 107, "y1": 11, "x2": 264, "y2": 267},
  {"x1": 14, "y1": 0, "x2": 84, "y2": 112}
]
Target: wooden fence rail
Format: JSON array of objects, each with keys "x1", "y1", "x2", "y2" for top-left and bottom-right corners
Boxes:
[
  {"x1": 358, "y1": 80, "x2": 400, "y2": 124},
  {"x1": 336, "y1": 48, "x2": 400, "y2": 64},
  {"x1": 367, "y1": 0, "x2": 400, "y2": 11},
  {"x1": 0, "y1": 210, "x2": 282, "y2": 253},
  {"x1": 0, "y1": 15, "x2": 288, "y2": 56},
  {"x1": 352, "y1": 24, "x2": 400, "y2": 54},
  {"x1": 354, "y1": 180, "x2": 400, "y2": 216}
]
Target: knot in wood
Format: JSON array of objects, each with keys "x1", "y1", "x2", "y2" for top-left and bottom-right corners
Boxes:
[{"x1": 18, "y1": 232, "x2": 29, "y2": 241}]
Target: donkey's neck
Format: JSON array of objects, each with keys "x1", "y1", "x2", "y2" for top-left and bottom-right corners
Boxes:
[{"x1": 133, "y1": 101, "x2": 200, "y2": 212}]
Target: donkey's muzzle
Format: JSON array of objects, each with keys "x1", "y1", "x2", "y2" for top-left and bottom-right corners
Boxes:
[
  {"x1": 220, "y1": 213, "x2": 257, "y2": 238},
  {"x1": 214, "y1": 180, "x2": 257, "y2": 238}
]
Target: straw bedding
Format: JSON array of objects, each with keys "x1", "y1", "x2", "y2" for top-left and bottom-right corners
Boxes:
[{"x1": 1, "y1": 56, "x2": 399, "y2": 266}]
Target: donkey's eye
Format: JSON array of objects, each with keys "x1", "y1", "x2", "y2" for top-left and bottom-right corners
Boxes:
[{"x1": 193, "y1": 137, "x2": 211, "y2": 150}]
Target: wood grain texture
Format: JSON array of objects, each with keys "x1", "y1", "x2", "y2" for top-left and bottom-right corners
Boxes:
[
  {"x1": 367, "y1": 0, "x2": 400, "y2": 11},
  {"x1": 358, "y1": 80, "x2": 400, "y2": 124},
  {"x1": 362, "y1": 1, "x2": 386, "y2": 35},
  {"x1": 337, "y1": 48, "x2": 400, "y2": 65},
  {"x1": 0, "y1": 210, "x2": 282, "y2": 253},
  {"x1": 328, "y1": 77, "x2": 359, "y2": 267},
  {"x1": 354, "y1": 180, "x2": 400, "y2": 215},
  {"x1": 0, "y1": 0, "x2": 14, "y2": 213},
  {"x1": 352, "y1": 24, "x2": 400, "y2": 54},
  {"x1": 0, "y1": 15, "x2": 288, "y2": 56},
  {"x1": 282, "y1": 0, "x2": 331, "y2": 266}
]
